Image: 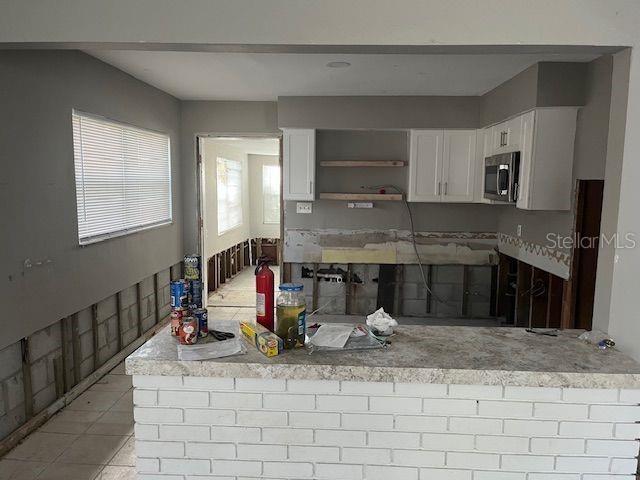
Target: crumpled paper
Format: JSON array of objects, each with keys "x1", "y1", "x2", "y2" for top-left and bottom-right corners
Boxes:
[{"x1": 366, "y1": 307, "x2": 398, "y2": 335}]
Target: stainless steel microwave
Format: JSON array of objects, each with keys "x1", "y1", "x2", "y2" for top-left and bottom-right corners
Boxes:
[{"x1": 484, "y1": 152, "x2": 520, "y2": 203}]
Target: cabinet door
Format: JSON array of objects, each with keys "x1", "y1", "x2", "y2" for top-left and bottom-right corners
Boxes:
[
  {"x1": 506, "y1": 115, "x2": 523, "y2": 151},
  {"x1": 516, "y1": 111, "x2": 535, "y2": 209},
  {"x1": 442, "y1": 130, "x2": 476, "y2": 202},
  {"x1": 407, "y1": 130, "x2": 443, "y2": 202},
  {"x1": 282, "y1": 129, "x2": 315, "y2": 200}
]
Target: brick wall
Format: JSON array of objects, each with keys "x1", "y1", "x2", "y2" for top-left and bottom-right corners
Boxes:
[{"x1": 132, "y1": 376, "x2": 640, "y2": 479}]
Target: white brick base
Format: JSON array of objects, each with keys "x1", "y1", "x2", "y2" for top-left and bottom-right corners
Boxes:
[{"x1": 132, "y1": 375, "x2": 640, "y2": 479}]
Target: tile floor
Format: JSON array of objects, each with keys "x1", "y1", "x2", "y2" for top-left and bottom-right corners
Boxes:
[
  {"x1": 207, "y1": 265, "x2": 280, "y2": 308},
  {"x1": 0, "y1": 362, "x2": 135, "y2": 480}
]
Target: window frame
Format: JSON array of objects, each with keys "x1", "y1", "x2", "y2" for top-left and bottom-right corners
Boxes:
[
  {"x1": 72, "y1": 110, "x2": 173, "y2": 246},
  {"x1": 262, "y1": 163, "x2": 281, "y2": 225},
  {"x1": 216, "y1": 156, "x2": 244, "y2": 235}
]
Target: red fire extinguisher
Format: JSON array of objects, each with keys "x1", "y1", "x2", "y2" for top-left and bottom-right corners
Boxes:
[{"x1": 255, "y1": 256, "x2": 274, "y2": 331}]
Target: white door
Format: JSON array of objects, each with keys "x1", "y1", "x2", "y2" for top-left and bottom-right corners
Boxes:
[
  {"x1": 408, "y1": 130, "x2": 444, "y2": 202},
  {"x1": 282, "y1": 129, "x2": 315, "y2": 200},
  {"x1": 442, "y1": 130, "x2": 476, "y2": 202}
]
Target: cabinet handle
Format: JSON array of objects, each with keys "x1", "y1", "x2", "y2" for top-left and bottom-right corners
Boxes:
[
  {"x1": 438, "y1": 182, "x2": 441, "y2": 195},
  {"x1": 309, "y1": 180, "x2": 313, "y2": 193},
  {"x1": 444, "y1": 182, "x2": 448, "y2": 195}
]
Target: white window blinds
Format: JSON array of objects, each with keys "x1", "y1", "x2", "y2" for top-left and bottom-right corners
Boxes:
[
  {"x1": 262, "y1": 164, "x2": 280, "y2": 224},
  {"x1": 216, "y1": 157, "x2": 243, "y2": 234},
  {"x1": 72, "y1": 111, "x2": 172, "y2": 245}
]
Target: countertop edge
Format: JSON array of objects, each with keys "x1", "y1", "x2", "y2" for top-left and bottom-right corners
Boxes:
[{"x1": 125, "y1": 358, "x2": 640, "y2": 389}]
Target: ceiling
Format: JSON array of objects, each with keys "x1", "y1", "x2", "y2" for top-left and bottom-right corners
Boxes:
[
  {"x1": 206, "y1": 137, "x2": 279, "y2": 156},
  {"x1": 86, "y1": 50, "x2": 600, "y2": 101}
]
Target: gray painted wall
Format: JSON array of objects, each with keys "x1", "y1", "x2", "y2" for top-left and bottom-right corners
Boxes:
[
  {"x1": 179, "y1": 101, "x2": 279, "y2": 254},
  {"x1": 277, "y1": 96, "x2": 480, "y2": 129},
  {"x1": 480, "y1": 62, "x2": 588, "y2": 127},
  {"x1": 0, "y1": 50, "x2": 182, "y2": 349}
]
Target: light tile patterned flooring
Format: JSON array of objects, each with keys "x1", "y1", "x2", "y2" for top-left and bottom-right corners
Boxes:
[{"x1": 0, "y1": 363, "x2": 135, "y2": 480}]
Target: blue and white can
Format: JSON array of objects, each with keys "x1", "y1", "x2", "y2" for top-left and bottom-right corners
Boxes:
[
  {"x1": 189, "y1": 280, "x2": 203, "y2": 306},
  {"x1": 170, "y1": 280, "x2": 188, "y2": 309},
  {"x1": 193, "y1": 308, "x2": 208, "y2": 337}
]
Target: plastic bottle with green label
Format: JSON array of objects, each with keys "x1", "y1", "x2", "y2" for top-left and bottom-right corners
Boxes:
[{"x1": 275, "y1": 283, "x2": 306, "y2": 349}]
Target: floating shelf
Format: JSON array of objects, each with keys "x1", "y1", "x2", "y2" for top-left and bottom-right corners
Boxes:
[
  {"x1": 319, "y1": 193, "x2": 403, "y2": 201},
  {"x1": 319, "y1": 160, "x2": 406, "y2": 168}
]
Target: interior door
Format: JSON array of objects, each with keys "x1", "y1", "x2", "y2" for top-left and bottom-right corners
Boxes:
[
  {"x1": 408, "y1": 130, "x2": 443, "y2": 202},
  {"x1": 442, "y1": 130, "x2": 476, "y2": 202}
]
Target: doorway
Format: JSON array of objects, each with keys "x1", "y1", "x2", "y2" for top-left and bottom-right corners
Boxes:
[{"x1": 196, "y1": 135, "x2": 282, "y2": 314}]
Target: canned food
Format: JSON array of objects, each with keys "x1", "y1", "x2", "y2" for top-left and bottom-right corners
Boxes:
[
  {"x1": 170, "y1": 280, "x2": 188, "y2": 309},
  {"x1": 179, "y1": 317, "x2": 198, "y2": 345},
  {"x1": 189, "y1": 280, "x2": 203, "y2": 306},
  {"x1": 184, "y1": 254, "x2": 201, "y2": 280},
  {"x1": 170, "y1": 310, "x2": 184, "y2": 336},
  {"x1": 193, "y1": 308, "x2": 208, "y2": 337}
]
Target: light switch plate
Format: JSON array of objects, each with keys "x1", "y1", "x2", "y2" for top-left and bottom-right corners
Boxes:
[{"x1": 296, "y1": 202, "x2": 313, "y2": 214}]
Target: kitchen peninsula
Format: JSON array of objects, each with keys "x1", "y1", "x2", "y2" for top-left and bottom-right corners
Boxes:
[{"x1": 127, "y1": 325, "x2": 640, "y2": 479}]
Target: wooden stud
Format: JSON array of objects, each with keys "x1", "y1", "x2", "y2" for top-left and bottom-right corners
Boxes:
[
  {"x1": 153, "y1": 273, "x2": 161, "y2": 325},
  {"x1": 256, "y1": 237, "x2": 263, "y2": 260},
  {"x1": 345, "y1": 264, "x2": 353, "y2": 315},
  {"x1": 394, "y1": 265, "x2": 404, "y2": 317},
  {"x1": 71, "y1": 313, "x2": 81, "y2": 385},
  {"x1": 136, "y1": 283, "x2": 143, "y2": 337},
  {"x1": 20, "y1": 337, "x2": 33, "y2": 420},
  {"x1": 489, "y1": 264, "x2": 498, "y2": 317},
  {"x1": 59, "y1": 317, "x2": 70, "y2": 393},
  {"x1": 461, "y1": 265, "x2": 470, "y2": 317},
  {"x1": 53, "y1": 357, "x2": 64, "y2": 399},
  {"x1": 115, "y1": 291, "x2": 123, "y2": 351},
  {"x1": 312, "y1": 263, "x2": 319, "y2": 312},
  {"x1": 426, "y1": 265, "x2": 433, "y2": 314},
  {"x1": 282, "y1": 262, "x2": 292, "y2": 283},
  {"x1": 91, "y1": 304, "x2": 99, "y2": 370}
]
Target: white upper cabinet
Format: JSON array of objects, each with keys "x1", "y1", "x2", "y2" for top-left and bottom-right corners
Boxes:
[
  {"x1": 282, "y1": 128, "x2": 315, "y2": 201},
  {"x1": 517, "y1": 108, "x2": 578, "y2": 211},
  {"x1": 442, "y1": 130, "x2": 476, "y2": 202},
  {"x1": 482, "y1": 108, "x2": 578, "y2": 210},
  {"x1": 408, "y1": 130, "x2": 443, "y2": 202},
  {"x1": 408, "y1": 129, "x2": 476, "y2": 203}
]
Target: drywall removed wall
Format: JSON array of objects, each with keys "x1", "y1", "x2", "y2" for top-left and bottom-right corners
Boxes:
[
  {"x1": 249, "y1": 154, "x2": 281, "y2": 239},
  {"x1": 0, "y1": 50, "x2": 182, "y2": 350}
]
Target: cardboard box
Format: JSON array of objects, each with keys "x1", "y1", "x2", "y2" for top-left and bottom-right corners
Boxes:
[{"x1": 240, "y1": 321, "x2": 284, "y2": 357}]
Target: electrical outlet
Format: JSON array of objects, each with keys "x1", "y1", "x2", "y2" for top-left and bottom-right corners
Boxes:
[
  {"x1": 517, "y1": 224, "x2": 522, "y2": 237},
  {"x1": 296, "y1": 202, "x2": 312, "y2": 214}
]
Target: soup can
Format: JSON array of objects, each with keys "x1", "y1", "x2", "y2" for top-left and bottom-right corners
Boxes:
[
  {"x1": 170, "y1": 280, "x2": 188, "y2": 309},
  {"x1": 189, "y1": 280, "x2": 203, "y2": 306},
  {"x1": 179, "y1": 317, "x2": 198, "y2": 345},
  {"x1": 170, "y1": 310, "x2": 184, "y2": 336},
  {"x1": 184, "y1": 254, "x2": 201, "y2": 280},
  {"x1": 193, "y1": 308, "x2": 209, "y2": 337}
]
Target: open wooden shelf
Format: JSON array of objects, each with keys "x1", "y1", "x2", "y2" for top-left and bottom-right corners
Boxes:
[
  {"x1": 319, "y1": 160, "x2": 406, "y2": 168},
  {"x1": 319, "y1": 193, "x2": 403, "y2": 201}
]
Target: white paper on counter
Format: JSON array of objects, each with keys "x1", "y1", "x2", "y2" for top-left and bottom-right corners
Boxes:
[{"x1": 309, "y1": 324, "x2": 354, "y2": 348}]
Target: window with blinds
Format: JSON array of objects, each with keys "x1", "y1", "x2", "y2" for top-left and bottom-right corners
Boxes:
[
  {"x1": 262, "y1": 164, "x2": 280, "y2": 224},
  {"x1": 72, "y1": 111, "x2": 172, "y2": 245},
  {"x1": 216, "y1": 157, "x2": 243, "y2": 234}
]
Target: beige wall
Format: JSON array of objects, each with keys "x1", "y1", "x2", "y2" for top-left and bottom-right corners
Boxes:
[
  {"x1": 202, "y1": 140, "x2": 251, "y2": 259},
  {"x1": 249, "y1": 154, "x2": 281, "y2": 239}
]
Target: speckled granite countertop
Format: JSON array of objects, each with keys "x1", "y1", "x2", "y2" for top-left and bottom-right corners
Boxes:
[{"x1": 126, "y1": 324, "x2": 640, "y2": 388}]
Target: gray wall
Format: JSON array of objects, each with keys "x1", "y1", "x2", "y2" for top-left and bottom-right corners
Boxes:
[
  {"x1": 495, "y1": 56, "x2": 613, "y2": 252},
  {"x1": 278, "y1": 96, "x2": 480, "y2": 129},
  {"x1": 0, "y1": 50, "x2": 182, "y2": 350},
  {"x1": 179, "y1": 101, "x2": 279, "y2": 254},
  {"x1": 480, "y1": 62, "x2": 588, "y2": 127},
  {"x1": 285, "y1": 129, "x2": 503, "y2": 232}
]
